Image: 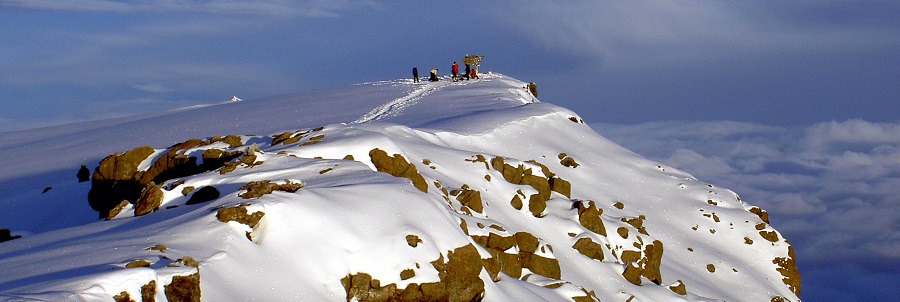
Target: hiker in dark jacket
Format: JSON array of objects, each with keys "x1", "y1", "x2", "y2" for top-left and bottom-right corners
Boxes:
[
  {"x1": 412, "y1": 66, "x2": 419, "y2": 83},
  {"x1": 464, "y1": 64, "x2": 471, "y2": 80}
]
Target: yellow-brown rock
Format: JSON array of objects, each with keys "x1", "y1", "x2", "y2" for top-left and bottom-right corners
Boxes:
[
  {"x1": 577, "y1": 201, "x2": 607, "y2": 236},
  {"x1": 134, "y1": 183, "x2": 164, "y2": 216},
  {"x1": 572, "y1": 237, "x2": 604, "y2": 261},
  {"x1": 369, "y1": 148, "x2": 428, "y2": 193},
  {"x1": 773, "y1": 246, "x2": 801, "y2": 296}
]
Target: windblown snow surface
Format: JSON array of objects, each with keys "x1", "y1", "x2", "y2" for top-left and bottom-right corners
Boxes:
[{"x1": 0, "y1": 73, "x2": 799, "y2": 301}]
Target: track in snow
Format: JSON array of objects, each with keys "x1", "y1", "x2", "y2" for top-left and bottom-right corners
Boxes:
[{"x1": 351, "y1": 74, "x2": 491, "y2": 124}]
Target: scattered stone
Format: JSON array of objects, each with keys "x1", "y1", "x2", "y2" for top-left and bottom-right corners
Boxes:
[
  {"x1": 559, "y1": 155, "x2": 579, "y2": 168},
  {"x1": 164, "y1": 272, "x2": 201, "y2": 302},
  {"x1": 239, "y1": 179, "x2": 303, "y2": 199},
  {"x1": 406, "y1": 234, "x2": 423, "y2": 247},
  {"x1": 759, "y1": 230, "x2": 779, "y2": 242},
  {"x1": 147, "y1": 244, "x2": 167, "y2": 253},
  {"x1": 181, "y1": 186, "x2": 195, "y2": 196},
  {"x1": 572, "y1": 237, "x2": 604, "y2": 261},
  {"x1": 42, "y1": 187, "x2": 52, "y2": 193},
  {"x1": 454, "y1": 187, "x2": 483, "y2": 213},
  {"x1": 707, "y1": 264, "x2": 716, "y2": 273},
  {"x1": 669, "y1": 280, "x2": 687, "y2": 295},
  {"x1": 749, "y1": 206, "x2": 770, "y2": 224},
  {"x1": 216, "y1": 205, "x2": 265, "y2": 229},
  {"x1": 614, "y1": 201, "x2": 624, "y2": 209},
  {"x1": 577, "y1": 201, "x2": 607, "y2": 236},
  {"x1": 510, "y1": 195, "x2": 523, "y2": 210},
  {"x1": 125, "y1": 259, "x2": 152, "y2": 268},
  {"x1": 400, "y1": 269, "x2": 416, "y2": 280}
]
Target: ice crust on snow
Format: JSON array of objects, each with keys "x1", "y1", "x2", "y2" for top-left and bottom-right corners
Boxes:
[{"x1": 0, "y1": 73, "x2": 799, "y2": 301}]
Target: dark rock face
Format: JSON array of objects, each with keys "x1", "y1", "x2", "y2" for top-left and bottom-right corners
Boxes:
[
  {"x1": 185, "y1": 186, "x2": 220, "y2": 205},
  {"x1": 1, "y1": 228, "x2": 22, "y2": 243}
]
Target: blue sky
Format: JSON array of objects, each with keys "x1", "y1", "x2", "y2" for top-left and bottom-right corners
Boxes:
[{"x1": 1, "y1": 1, "x2": 898, "y2": 301}]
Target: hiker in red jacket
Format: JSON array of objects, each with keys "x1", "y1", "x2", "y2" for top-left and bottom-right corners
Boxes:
[{"x1": 451, "y1": 62, "x2": 459, "y2": 81}]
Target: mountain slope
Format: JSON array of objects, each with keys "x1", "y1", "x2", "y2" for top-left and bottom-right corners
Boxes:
[{"x1": 0, "y1": 73, "x2": 799, "y2": 301}]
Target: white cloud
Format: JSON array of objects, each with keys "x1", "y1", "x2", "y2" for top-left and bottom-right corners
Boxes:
[
  {"x1": 492, "y1": 1, "x2": 900, "y2": 71},
  {"x1": 805, "y1": 119, "x2": 900, "y2": 147},
  {"x1": 1, "y1": 0, "x2": 377, "y2": 16},
  {"x1": 131, "y1": 83, "x2": 173, "y2": 93}
]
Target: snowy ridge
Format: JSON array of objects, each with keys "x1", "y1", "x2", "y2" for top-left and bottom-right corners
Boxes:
[{"x1": 0, "y1": 74, "x2": 799, "y2": 301}]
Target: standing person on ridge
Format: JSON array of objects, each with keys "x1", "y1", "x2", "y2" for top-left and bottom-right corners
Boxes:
[
  {"x1": 412, "y1": 66, "x2": 419, "y2": 83},
  {"x1": 451, "y1": 62, "x2": 459, "y2": 81},
  {"x1": 464, "y1": 63, "x2": 471, "y2": 80}
]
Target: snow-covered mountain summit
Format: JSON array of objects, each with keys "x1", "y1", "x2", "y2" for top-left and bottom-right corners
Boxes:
[{"x1": 0, "y1": 73, "x2": 799, "y2": 301}]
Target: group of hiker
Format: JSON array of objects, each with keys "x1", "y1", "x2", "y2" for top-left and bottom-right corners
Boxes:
[{"x1": 412, "y1": 55, "x2": 483, "y2": 83}]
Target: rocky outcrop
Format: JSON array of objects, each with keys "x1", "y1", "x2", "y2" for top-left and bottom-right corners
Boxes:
[
  {"x1": 369, "y1": 148, "x2": 428, "y2": 193},
  {"x1": 216, "y1": 204, "x2": 265, "y2": 241},
  {"x1": 1, "y1": 228, "x2": 22, "y2": 243},
  {"x1": 341, "y1": 244, "x2": 484, "y2": 302},
  {"x1": 471, "y1": 231, "x2": 561, "y2": 281},
  {"x1": 774, "y1": 246, "x2": 801, "y2": 297},
  {"x1": 238, "y1": 180, "x2": 303, "y2": 199},
  {"x1": 572, "y1": 237, "x2": 604, "y2": 261},
  {"x1": 451, "y1": 185, "x2": 483, "y2": 214},
  {"x1": 134, "y1": 183, "x2": 164, "y2": 216},
  {"x1": 576, "y1": 201, "x2": 607, "y2": 236},
  {"x1": 88, "y1": 146, "x2": 155, "y2": 218},
  {"x1": 89, "y1": 136, "x2": 245, "y2": 219},
  {"x1": 489, "y1": 157, "x2": 571, "y2": 217}
]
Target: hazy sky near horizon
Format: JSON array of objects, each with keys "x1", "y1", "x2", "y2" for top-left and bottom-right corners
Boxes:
[
  {"x1": 1, "y1": 1, "x2": 898, "y2": 132},
  {"x1": 1, "y1": 1, "x2": 898, "y2": 301}
]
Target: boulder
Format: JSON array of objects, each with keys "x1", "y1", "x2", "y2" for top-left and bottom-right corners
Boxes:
[
  {"x1": 164, "y1": 272, "x2": 201, "y2": 302},
  {"x1": 186, "y1": 186, "x2": 220, "y2": 205},
  {"x1": 134, "y1": 183, "x2": 164, "y2": 216},
  {"x1": 1, "y1": 228, "x2": 22, "y2": 243},
  {"x1": 369, "y1": 148, "x2": 428, "y2": 193}
]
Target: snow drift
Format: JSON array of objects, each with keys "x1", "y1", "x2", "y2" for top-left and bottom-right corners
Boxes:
[{"x1": 0, "y1": 73, "x2": 799, "y2": 301}]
